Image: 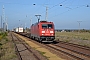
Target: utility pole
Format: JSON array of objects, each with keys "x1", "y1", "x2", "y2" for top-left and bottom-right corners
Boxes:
[
  {"x1": 6, "y1": 17, "x2": 8, "y2": 31},
  {"x1": 19, "y1": 20, "x2": 20, "y2": 27},
  {"x1": 2, "y1": 5, "x2": 6, "y2": 31},
  {"x1": 35, "y1": 15, "x2": 41, "y2": 23},
  {"x1": 30, "y1": 18, "x2": 32, "y2": 32},
  {"x1": 25, "y1": 15, "x2": 27, "y2": 32},
  {"x1": 1, "y1": 16, "x2": 2, "y2": 30},
  {"x1": 30, "y1": 17, "x2": 32, "y2": 27},
  {"x1": 77, "y1": 21, "x2": 82, "y2": 33},
  {"x1": 25, "y1": 23, "x2": 26, "y2": 32},
  {"x1": 45, "y1": 6, "x2": 48, "y2": 21}
]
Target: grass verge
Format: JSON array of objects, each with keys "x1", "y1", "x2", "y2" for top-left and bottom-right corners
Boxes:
[
  {"x1": 0, "y1": 32, "x2": 17, "y2": 60},
  {"x1": 55, "y1": 32, "x2": 90, "y2": 47}
]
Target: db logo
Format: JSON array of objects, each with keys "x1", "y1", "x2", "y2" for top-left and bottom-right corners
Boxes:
[{"x1": 20, "y1": 29, "x2": 22, "y2": 30}]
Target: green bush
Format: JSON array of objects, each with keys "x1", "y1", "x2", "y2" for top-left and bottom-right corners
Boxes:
[{"x1": 0, "y1": 32, "x2": 7, "y2": 39}]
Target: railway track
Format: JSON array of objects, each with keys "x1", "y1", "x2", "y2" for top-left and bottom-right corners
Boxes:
[
  {"x1": 57, "y1": 41, "x2": 90, "y2": 56},
  {"x1": 16, "y1": 32, "x2": 90, "y2": 60},
  {"x1": 45, "y1": 43, "x2": 90, "y2": 60},
  {"x1": 58, "y1": 41, "x2": 90, "y2": 50},
  {"x1": 10, "y1": 32, "x2": 47, "y2": 60}
]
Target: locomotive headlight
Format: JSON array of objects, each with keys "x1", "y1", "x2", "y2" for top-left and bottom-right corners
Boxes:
[
  {"x1": 42, "y1": 31, "x2": 45, "y2": 33},
  {"x1": 42, "y1": 34, "x2": 44, "y2": 35},
  {"x1": 51, "y1": 34, "x2": 53, "y2": 36},
  {"x1": 50, "y1": 31, "x2": 53, "y2": 33}
]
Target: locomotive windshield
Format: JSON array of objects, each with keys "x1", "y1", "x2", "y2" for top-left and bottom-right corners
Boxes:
[{"x1": 42, "y1": 24, "x2": 53, "y2": 28}]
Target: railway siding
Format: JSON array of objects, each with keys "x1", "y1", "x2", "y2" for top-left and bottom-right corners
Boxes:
[
  {"x1": 14, "y1": 33, "x2": 65, "y2": 60},
  {"x1": 11, "y1": 33, "x2": 39, "y2": 60}
]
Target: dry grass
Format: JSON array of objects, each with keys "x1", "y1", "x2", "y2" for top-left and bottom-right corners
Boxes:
[
  {"x1": 0, "y1": 33, "x2": 17, "y2": 60},
  {"x1": 55, "y1": 32, "x2": 90, "y2": 40},
  {"x1": 55, "y1": 32, "x2": 90, "y2": 47}
]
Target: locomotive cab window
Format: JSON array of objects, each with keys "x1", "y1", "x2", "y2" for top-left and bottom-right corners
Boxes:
[
  {"x1": 48, "y1": 24, "x2": 53, "y2": 28},
  {"x1": 42, "y1": 24, "x2": 53, "y2": 29}
]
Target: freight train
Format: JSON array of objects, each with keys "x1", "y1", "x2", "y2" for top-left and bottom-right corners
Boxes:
[{"x1": 30, "y1": 21, "x2": 55, "y2": 42}]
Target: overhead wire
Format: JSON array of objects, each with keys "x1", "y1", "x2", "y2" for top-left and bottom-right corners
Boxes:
[
  {"x1": 31, "y1": 0, "x2": 68, "y2": 21},
  {"x1": 0, "y1": 0, "x2": 67, "y2": 19},
  {"x1": 1, "y1": 1, "x2": 90, "y2": 21},
  {"x1": 49, "y1": 0, "x2": 67, "y2": 10},
  {"x1": 49, "y1": 1, "x2": 90, "y2": 19},
  {"x1": 36, "y1": 0, "x2": 68, "y2": 21}
]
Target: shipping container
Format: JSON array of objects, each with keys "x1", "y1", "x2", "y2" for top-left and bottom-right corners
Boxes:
[
  {"x1": 18, "y1": 27, "x2": 23, "y2": 32},
  {"x1": 15, "y1": 28, "x2": 18, "y2": 32}
]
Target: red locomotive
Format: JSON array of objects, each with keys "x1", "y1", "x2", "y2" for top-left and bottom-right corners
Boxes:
[{"x1": 30, "y1": 21, "x2": 55, "y2": 42}]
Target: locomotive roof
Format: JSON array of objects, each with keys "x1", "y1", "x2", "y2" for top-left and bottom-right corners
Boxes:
[{"x1": 31, "y1": 21, "x2": 53, "y2": 26}]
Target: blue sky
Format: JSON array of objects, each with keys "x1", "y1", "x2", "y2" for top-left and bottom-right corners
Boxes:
[{"x1": 0, "y1": 0, "x2": 90, "y2": 30}]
